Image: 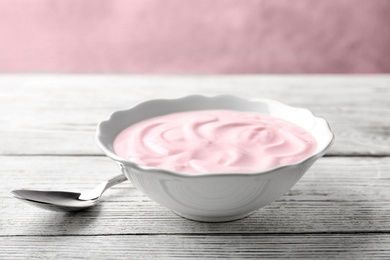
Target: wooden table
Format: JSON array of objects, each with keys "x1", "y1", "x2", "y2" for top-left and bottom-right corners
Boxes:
[{"x1": 1, "y1": 75, "x2": 390, "y2": 259}]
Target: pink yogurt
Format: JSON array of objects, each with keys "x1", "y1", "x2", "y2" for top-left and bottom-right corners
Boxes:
[{"x1": 114, "y1": 110, "x2": 317, "y2": 173}]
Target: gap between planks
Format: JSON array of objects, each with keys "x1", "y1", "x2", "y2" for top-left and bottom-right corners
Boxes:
[{"x1": 1, "y1": 230, "x2": 390, "y2": 238}]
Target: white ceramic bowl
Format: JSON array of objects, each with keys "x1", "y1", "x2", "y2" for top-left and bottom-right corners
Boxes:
[{"x1": 96, "y1": 95, "x2": 334, "y2": 222}]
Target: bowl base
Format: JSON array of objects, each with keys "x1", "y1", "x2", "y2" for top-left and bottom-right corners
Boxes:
[{"x1": 171, "y1": 210, "x2": 257, "y2": 223}]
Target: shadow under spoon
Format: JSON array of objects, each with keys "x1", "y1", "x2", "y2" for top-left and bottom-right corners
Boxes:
[{"x1": 10, "y1": 174, "x2": 128, "y2": 212}]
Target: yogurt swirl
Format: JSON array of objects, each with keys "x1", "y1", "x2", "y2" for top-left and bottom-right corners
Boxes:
[{"x1": 114, "y1": 110, "x2": 317, "y2": 173}]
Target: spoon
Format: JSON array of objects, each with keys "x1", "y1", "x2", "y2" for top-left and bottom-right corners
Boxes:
[{"x1": 10, "y1": 174, "x2": 128, "y2": 212}]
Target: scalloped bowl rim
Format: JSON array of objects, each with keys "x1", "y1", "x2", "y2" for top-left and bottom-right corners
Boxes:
[{"x1": 96, "y1": 95, "x2": 334, "y2": 178}]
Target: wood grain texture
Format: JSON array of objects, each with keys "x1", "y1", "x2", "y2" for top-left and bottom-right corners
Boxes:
[
  {"x1": 1, "y1": 234, "x2": 389, "y2": 260},
  {"x1": 2, "y1": 156, "x2": 390, "y2": 236},
  {"x1": 0, "y1": 75, "x2": 389, "y2": 156},
  {"x1": 1, "y1": 75, "x2": 390, "y2": 259}
]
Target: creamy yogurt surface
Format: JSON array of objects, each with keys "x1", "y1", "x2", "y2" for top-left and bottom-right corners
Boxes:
[{"x1": 114, "y1": 110, "x2": 317, "y2": 173}]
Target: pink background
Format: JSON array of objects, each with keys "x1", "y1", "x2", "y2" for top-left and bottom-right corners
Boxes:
[{"x1": 1, "y1": 0, "x2": 389, "y2": 74}]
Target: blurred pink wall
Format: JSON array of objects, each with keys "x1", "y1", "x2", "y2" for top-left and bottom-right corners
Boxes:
[{"x1": 0, "y1": 0, "x2": 389, "y2": 74}]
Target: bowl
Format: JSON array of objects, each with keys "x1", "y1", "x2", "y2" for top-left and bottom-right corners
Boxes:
[{"x1": 96, "y1": 95, "x2": 334, "y2": 222}]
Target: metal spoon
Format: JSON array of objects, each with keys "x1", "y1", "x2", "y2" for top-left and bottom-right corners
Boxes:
[{"x1": 10, "y1": 174, "x2": 127, "y2": 212}]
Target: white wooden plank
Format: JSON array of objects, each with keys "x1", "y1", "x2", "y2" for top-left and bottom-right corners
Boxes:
[
  {"x1": 2, "y1": 156, "x2": 390, "y2": 236},
  {"x1": 0, "y1": 75, "x2": 389, "y2": 155},
  {"x1": 1, "y1": 234, "x2": 389, "y2": 259}
]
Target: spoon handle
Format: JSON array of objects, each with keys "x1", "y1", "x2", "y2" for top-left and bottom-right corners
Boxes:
[
  {"x1": 78, "y1": 174, "x2": 127, "y2": 201},
  {"x1": 105, "y1": 174, "x2": 128, "y2": 191}
]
